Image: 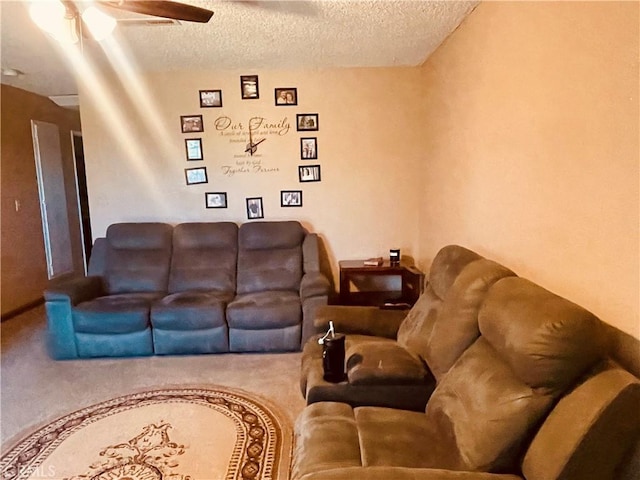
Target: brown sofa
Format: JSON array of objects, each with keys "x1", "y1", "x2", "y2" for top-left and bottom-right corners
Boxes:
[
  {"x1": 300, "y1": 245, "x2": 516, "y2": 411},
  {"x1": 294, "y1": 245, "x2": 640, "y2": 480}
]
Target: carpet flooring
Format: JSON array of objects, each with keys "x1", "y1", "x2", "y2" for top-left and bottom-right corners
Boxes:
[{"x1": 0, "y1": 306, "x2": 307, "y2": 470}]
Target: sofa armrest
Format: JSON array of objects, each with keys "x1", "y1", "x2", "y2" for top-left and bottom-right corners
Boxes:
[
  {"x1": 45, "y1": 275, "x2": 105, "y2": 305},
  {"x1": 44, "y1": 276, "x2": 104, "y2": 360},
  {"x1": 300, "y1": 272, "x2": 331, "y2": 300},
  {"x1": 346, "y1": 342, "x2": 432, "y2": 386},
  {"x1": 314, "y1": 305, "x2": 406, "y2": 339},
  {"x1": 522, "y1": 361, "x2": 640, "y2": 480},
  {"x1": 298, "y1": 467, "x2": 522, "y2": 480},
  {"x1": 300, "y1": 272, "x2": 331, "y2": 347}
]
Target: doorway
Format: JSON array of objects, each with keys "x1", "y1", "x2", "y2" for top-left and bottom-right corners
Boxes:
[
  {"x1": 31, "y1": 120, "x2": 74, "y2": 279},
  {"x1": 71, "y1": 131, "x2": 92, "y2": 272}
]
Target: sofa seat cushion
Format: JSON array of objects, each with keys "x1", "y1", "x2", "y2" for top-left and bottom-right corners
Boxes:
[
  {"x1": 293, "y1": 403, "x2": 463, "y2": 478},
  {"x1": 294, "y1": 467, "x2": 523, "y2": 480},
  {"x1": 292, "y1": 402, "x2": 363, "y2": 480},
  {"x1": 151, "y1": 291, "x2": 233, "y2": 330},
  {"x1": 227, "y1": 291, "x2": 301, "y2": 329},
  {"x1": 73, "y1": 293, "x2": 161, "y2": 334},
  {"x1": 355, "y1": 407, "x2": 458, "y2": 469}
]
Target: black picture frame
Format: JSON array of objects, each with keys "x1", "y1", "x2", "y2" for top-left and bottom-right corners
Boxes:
[
  {"x1": 281, "y1": 190, "x2": 302, "y2": 207},
  {"x1": 298, "y1": 165, "x2": 321, "y2": 182},
  {"x1": 275, "y1": 87, "x2": 298, "y2": 106},
  {"x1": 241, "y1": 75, "x2": 259, "y2": 99},
  {"x1": 199, "y1": 89, "x2": 223, "y2": 108},
  {"x1": 296, "y1": 113, "x2": 318, "y2": 131},
  {"x1": 181, "y1": 114, "x2": 204, "y2": 133},
  {"x1": 185, "y1": 166, "x2": 208, "y2": 185},
  {"x1": 205, "y1": 192, "x2": 227, "y2": 208},
  {"x1": 185, "y1": 138, "x2": 203, "y2": 161},
  {"x1": 300, "y1": 137, "x2": 317, "y2": 159},
  {"x1": 246, "y1": 197, "x2": 264, "y2": 219}
]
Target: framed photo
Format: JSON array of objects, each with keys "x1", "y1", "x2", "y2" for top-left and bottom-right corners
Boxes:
[
  {"x1": 205, "y1": 192, "x2": 227, "y2": 208},
  {"x1": 199, "y1": 89, "x2": 222, "y2": 108},
  {"x1": 240, "y1": 75, "x2": 259, "y2": 99},
  {"x1": 185, "y1": 166, "x2": 208, "y2": 185},
  {"x1": 281, "y1": 190, "x2": 302, "y2": 207},
  {"x1": 185, "y1": 138, "x2": 203, "y2": 161},
  {"x1": 275, "y1": 87, "x2": 297, "y2": 106},
  {"x1": 246, "y1": 197, "x2": 264, "y2": 219},
  {"x1": 300, "y1": 137, "x2": 317, "y2": 159},
  {"x1": 298, "y1": 165, "x2": 321, "y2": 183},
  {"x1": 181, "y1": 114, "x2": 204, "y2": 133},
  {"x1": 296, "y1": 113, "x2": 318, "y2": 131}
]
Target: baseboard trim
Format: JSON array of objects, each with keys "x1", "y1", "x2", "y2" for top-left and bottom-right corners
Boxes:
[{"x1": 1, "y1": 298, "x2": 44, "y2": 322}]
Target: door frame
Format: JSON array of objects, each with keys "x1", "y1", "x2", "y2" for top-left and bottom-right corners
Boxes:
[
  {"x1": 71, "y1": 130, "x2": 90, "y2": 274},
  {"x1": 31, "y1": 120, "x2": 74, "y2": 279}
]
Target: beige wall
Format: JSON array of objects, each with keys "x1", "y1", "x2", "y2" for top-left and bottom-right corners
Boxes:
[
  {"x1": 79, "y1": 1, "x2": 639, "y2": 338},
  {"x1": 79, "y1": 66, "x2": 426, "y2": 285},
  {"x1": 1, "y1": 84, "x2": 84, "y2": 316},
  {"x1": 419, "y1": 1, "x2": 639, "y2": 338}
]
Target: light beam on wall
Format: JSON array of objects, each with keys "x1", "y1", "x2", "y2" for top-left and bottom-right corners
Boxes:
[{"x1": 82, "y1": 6, "x2": 117, "y2": 41}]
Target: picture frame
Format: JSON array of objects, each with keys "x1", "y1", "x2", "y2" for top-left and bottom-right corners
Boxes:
[
  {"x1": 185, "y1": 166, "x2": 208, "y2": 185},
  {"x1": 181, "y1": 114, "x2": 204, "y2": 133},
  {"x1": 240, "y1": 75, "x2": 259, "y2": 99},
  {"x1": 199, "y1": 89, "x2": 223, "y2": 108},
  {"x1": 185, "y1": 138, "x2": 203, "y2": 161},
  {"x1": 275, "y1": 87, "x2": 298, "y2": 106},
  {"x1": 205, "y1": 192, "x2": 227, "y2": 208},
  {"x1": 246, "y1": 197, "x2": 264, "y2": 219},
  {"x1": 300, "y1": 137, "x2": 317, "y2": 159},
  {"x1": 281, "y1": 190, "x2": 302, "y2": 207},
  {"x1": 298, "y1": 165, "x2": 321, "y2": 183},
  {"x1": 296, "y1": 113, "x2": 318, "y2": 131}
]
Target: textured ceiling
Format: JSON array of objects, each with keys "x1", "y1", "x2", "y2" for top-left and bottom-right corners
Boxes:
[{"x1": 1, "y1": 0, "x2": 478, "y2": 99}]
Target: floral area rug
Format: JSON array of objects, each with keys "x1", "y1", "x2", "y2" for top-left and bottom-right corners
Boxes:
[{"x1": 0, "y1": 387, "x2": 292, "y2": 480}]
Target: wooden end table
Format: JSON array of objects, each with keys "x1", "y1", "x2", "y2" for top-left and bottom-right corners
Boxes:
[{"x1": 338, "y1": 260, "x2": 424, "y2": 307}]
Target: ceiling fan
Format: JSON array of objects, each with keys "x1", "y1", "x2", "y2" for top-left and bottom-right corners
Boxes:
[
  {"x1": 97, "y1": 1, "x2": 214, "y2": 24},
  {"x1": 30, "y1": 0, "x2": 214, "y2": 45}
]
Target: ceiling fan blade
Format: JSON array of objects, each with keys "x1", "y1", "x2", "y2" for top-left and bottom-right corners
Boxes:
[{"x1": 99, "y1": 1, "x2": 214, "y2": 23}]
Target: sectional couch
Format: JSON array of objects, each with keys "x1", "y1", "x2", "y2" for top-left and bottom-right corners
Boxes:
[
  {"x1": 45, "y1": 221, "x2": 330, "y2": 359},
  {"x1": 294, "y1": 245, "x2": 640, "y2": 480}
]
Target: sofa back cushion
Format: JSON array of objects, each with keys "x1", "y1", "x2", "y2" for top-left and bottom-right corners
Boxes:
[
  {"x1": 87, "y1": 237, "x2": 107, "y2": 276},
  {"x1": 480, "y1": 277, "x2": 607, "y2": 393},
  {"x1": 429, "y1": 245, "x2": 485, "y2": 299},
  {"x1": 236, "y1": 221, "x2": 305, "y2": 294},
  {"x1": 422, "y1": 259, "x2": 516, "y2": 380},
  {"x1": 423, "y1": 277, "x2": 606, "y2": 473},
  {"x1": 104, "y1": 223, "x2": 173, "y2": 294},
  {"x1": 397, "y1": 245, "x2": 483, "y2": 368},
  {"x1": 168, "y1": 222, "x2": 238, "y2": 294}
]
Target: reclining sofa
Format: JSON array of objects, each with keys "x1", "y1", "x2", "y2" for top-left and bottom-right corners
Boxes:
[
  {"x1": 294, "y1": 245, "x2": 640, "y2": 480},
  {"x1": 45, "y1": 221, "x2": 330, "y2": 359}
]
